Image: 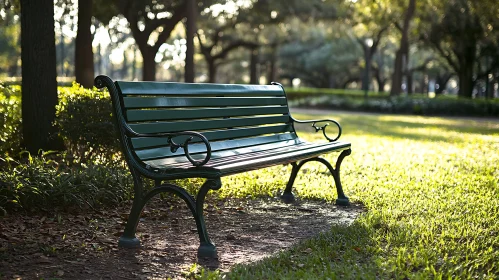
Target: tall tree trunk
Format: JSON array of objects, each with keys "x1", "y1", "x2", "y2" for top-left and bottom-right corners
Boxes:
[
  {"x1": 59, "y1": 32, "x2": 65, "y2": 76},
  {"x1": 142, "y1": 47, "x2": 156, "y2": 81},
  {"x1": 184, "y1": 0, "x2": 196, "y2": 83},
  {"x1": 267, "y1": 43, "x2": 277, "y2": 83},
  {"x1": 362, "y1": 50, "x2": 371, "y2": 91},
  {"x1": 407, "y1": 71, "x2": 413, "y2": 94},
  {"x1": 458, "y1": 65, "x2": 474, "y2": 98},
  {"x1": 208, "y1": 59, "x2": 217, "y2": 83},
  {"x1": 250, "y1": 47, "x2": 259, "y2": 84},
  {"x1": 390, "y1": 0, "x2": 416, "y2": 96},
  {"x1": 20, "y1": 0, "x2": 60, "y2": 154},
  {"x1": 75, "y1": 0, "x2": 94, "y2": 88},
  {"x1": 132, "y1": 47, "x2": 137, "y2": 80},
  {"x1": 121, "y1": 51, "x2": 128, "y2": 79}
]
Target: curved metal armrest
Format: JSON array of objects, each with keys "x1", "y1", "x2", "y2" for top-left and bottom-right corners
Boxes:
[
  {"x1": 124, "y1": 125, "x2": 212, "y2": 167},
  {"x1": 292, "y1": 117, "x2": 342, "y2": 142}
]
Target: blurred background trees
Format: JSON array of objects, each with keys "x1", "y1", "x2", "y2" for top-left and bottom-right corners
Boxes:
[{"x1": 0, "y1": 0, "x2": 498, "y2": 98}]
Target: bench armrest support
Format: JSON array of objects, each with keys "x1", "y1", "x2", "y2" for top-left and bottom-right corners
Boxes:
[
  {"x1": 292, "y1": 118, "x2": 342, "y2": 142},
  {"x1": 125, "y1": 127, "x2": 212, "y2": 167},
  {"x1": 270, "y1": 82, "x2": 342, "y2": 142}
]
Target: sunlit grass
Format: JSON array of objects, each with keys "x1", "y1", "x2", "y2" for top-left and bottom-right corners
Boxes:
[{"x1": 201, "y1": 112, "x2": 499, "y2": 279}]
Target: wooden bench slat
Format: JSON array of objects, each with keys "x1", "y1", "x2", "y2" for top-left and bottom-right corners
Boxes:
[
  {"x1": 126, "y1": 106, "x2": 289, "y2": 122},
  {"x1": 129, "y1": 115, "x2": 290, "y2": 134},
  {"x1": 135, "y1": 133, "x2": 300, "y2": 161},
  {"x1": 144, "y1": 141, "x2": 314, "y2": 167},
  {"x1": 144, "y1": 141, "x2": 351, "y2": 172},
  {"x1": 130, "y1": 124, "x2": 294, "y2": 149},
  {"x1": 217, "y1": 141, "x2": 352, "y2": 176},
  {"x1": 123, "y1": 96, "x2": 287, "y2": 109},
  {"x1": 117, "y1": 81, "x2": 284, "y2": 96}
]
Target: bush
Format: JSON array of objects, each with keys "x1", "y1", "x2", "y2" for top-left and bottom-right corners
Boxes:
[
  {"x1": 55, "y1": 83, "x2": 120, "y2": 165},
  {"x1": 289, "y1": 93, "x2": 499, "y2": 118},
  {"x1": 0, "y1": 84, "x2": 22, "y2": 157},
  {"x1": 0, "y1": 152, "x2": 133, "y2": 214}
]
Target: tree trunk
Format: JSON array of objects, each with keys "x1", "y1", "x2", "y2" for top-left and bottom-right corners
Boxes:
[
  {"x1": 20, "y1": 0, "x2": 60, "y2": 154},
  {"x1": 75, "y1": 0, "x2": 94, "y2": 88},
  {"x1": 267, "y1": 43, "x2": 277, "y2": 83},
  {"x1": 250, "y1": 48, "x2": 259, "y2": 84},
  {"x1": 407, "y1": 71, "x2": 413, "y2": 94},
  {"x1": 378, "y1": 79, "x2": 386, "y2": 92},
  {"x1": 184, "y1": 0, "x2": 196, "y2": 83},
  {"x1": 458, "y1": 65, "x2": 474, "y2": 98},
  {"x1": 142, "y1": 47, "x2": 156, "y2": 81},
  {"x1": 362, "y1": 50, "x2": 371, "y2": 92},
  {"x1": 390, "y1": 0, "x2": 416, "y2": 96},
  {"x1": 208, "y1": 59, "x2": 217, "y2": 83},
  {"x1": 121, "y1": 51, "x2": 128, "y2": 79}
]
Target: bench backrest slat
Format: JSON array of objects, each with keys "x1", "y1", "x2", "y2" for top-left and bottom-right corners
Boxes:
[
  {"x1": 126, "y1": 106, "x2": 289, "y2": 122},
  {"x1": 129, "y1": 115, "x2": 290, "y2": 134},
  {"x1": 123, "y1": 96, "x2": 287, "y2": 108},
  {"x1": 117, "y1": 81, "x2": 283, "y2": 96},
  {"x1": 115, "y1": 81, "x2": 295, "y2": 163}
]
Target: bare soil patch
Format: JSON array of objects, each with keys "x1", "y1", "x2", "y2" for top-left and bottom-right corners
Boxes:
[{"x1": 0, "y1": 197, "x2": 364, "y2": 279}]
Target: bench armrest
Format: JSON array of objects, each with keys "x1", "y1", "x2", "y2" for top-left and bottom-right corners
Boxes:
[
  {"x1": 269, "y1": 82, "x2": 342, "y2": 142},
  {"x1": 291, "y1": 117, "x2": 342, "y2": 142},
  {"x1": 123, "y1": 125, "x2": 212, "y2": 167}
]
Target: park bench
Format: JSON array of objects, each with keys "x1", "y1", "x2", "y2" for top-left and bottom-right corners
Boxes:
[{"x1": 94, "y1": 75, "x2": 352, "y2": 258}]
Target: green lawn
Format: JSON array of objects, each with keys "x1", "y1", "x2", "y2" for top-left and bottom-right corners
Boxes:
[{"x1": 201, "y1": 112, "x2": 499, "y2": 279}]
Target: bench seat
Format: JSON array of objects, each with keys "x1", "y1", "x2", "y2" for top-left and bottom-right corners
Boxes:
[{"x1": 144, "y1": 140, "x2": 351, "y2": 177}]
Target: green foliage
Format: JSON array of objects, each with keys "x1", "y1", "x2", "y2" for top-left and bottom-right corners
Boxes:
[
  {"x1": 55, "y1": 83, "x2": 120, "y2": 165},
  {"x1": 0, "y1": 83, "x2": 21, "y2": 156},
  {"x1": 0, "y1": 152, "x2": 133, "y2": 213},
  {"x1": 201, "y1": 112, "x2": 499, "y2": 279},
  {"x1": 287, "y1": 90, "x2": 499, "y2": 117}
]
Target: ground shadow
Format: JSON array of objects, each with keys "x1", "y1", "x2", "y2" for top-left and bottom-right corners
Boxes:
[{"x1": 0, "y1": 197, "x2": 364, "y2": 279}]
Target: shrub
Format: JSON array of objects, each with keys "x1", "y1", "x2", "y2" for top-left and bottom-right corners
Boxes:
[
  {"x1": 0, "y1": 152, "x2": 133, "y2": 214},
  {"x1": 289, "y1": 93, "x2": 499, "y2": 118},
  {"x1": 0, "y1": 84, "x2": 22, "y2": 157},
  {"x1": 55, "y1": 83, "x2": 120, "y2": 165}
]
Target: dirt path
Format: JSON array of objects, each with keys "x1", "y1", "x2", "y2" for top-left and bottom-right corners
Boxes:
[{"x1": 0, "y1": 197, "x2": 363, "y2": 279}]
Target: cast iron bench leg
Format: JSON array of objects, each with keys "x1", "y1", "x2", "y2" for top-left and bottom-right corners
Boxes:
[
  {"x1": 118, "y1": 168, "x2": 221, "y2": 258},
  {"x1": 195, "y1": 178, "x2": 221, "y2": 258},
  {"x1": 281, "y1": 149, "x2": 352, "y2": 206},
  {"x1": 119, "y1": 167, "x2": 144, "y2": 248}
]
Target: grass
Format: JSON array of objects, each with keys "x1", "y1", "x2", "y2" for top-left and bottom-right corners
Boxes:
[{"x1": 199, "y1": 112, "x2": 499, "y2": 279}]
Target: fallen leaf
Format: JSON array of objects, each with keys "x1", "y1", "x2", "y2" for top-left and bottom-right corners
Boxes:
[{"x1": 302, "y1": 248, "x2": 313, "y2": 254}]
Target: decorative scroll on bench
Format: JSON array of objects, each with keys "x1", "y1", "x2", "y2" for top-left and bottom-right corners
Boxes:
[{"x1": 94, "y1": 75, "x2": 352, "y2": 258}]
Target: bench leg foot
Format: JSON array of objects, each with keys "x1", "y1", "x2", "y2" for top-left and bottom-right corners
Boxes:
[
  {"x1": 198, "y1": 242, "x2": 217, "y2": 258},
  {"x1": 118, "y1": 236, "x2": 141, "y2": 248}
]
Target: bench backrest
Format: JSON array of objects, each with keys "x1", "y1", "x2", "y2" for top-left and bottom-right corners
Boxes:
[{"x1": 112, "y1": 80, "x2": 298, "y2": 166}]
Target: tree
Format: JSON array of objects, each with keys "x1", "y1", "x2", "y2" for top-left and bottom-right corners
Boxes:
[
  {"x1": 184, "y1": 0, "x2": 196, "y2": 82},
  {"x1": 390, "y1": 0, "x2": 416, "y2": 96},
  {"x1": 0, "y1": 3, "x2": 20, "y2": 77},
  {"x1": 113, "y1": 0, "x2": 188, "y2": 81},
  {"x1": 421, "y1": 0, "x2": 499, "y2": 98},
  {"x1": 75, "y1": 0, "x2": 94, "y2": 88},
  {"x1": 20, "y1": 0, "x2": 59, "y2": 153}
]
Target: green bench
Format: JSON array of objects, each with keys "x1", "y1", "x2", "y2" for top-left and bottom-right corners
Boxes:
[{"x1": 94, "y1": 75, "x2": 352, "y2": 258}]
